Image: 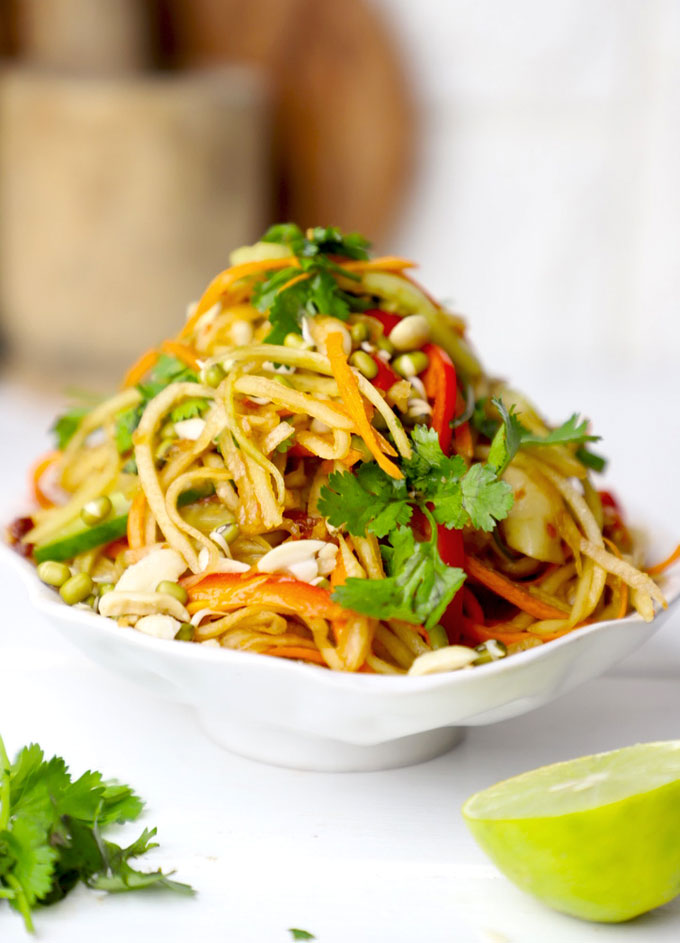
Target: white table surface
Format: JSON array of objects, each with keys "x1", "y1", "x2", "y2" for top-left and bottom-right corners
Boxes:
[{"x1": 1, "y1": 372, "x2": 679, "y2": 943}]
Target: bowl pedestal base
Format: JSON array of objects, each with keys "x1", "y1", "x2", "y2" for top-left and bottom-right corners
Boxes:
[{"x1": 198, "y1": 712, "x2": 465, "y2": 772}]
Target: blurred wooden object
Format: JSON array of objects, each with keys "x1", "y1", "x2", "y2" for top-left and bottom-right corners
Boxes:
[
  {"x1": 0, "y1": 0, "x2": 269, "y2": 385},
  {"x1": 0, "y1": 68, "x2": 268, "y2": 386},
  {"x1": 19, "y1": 0, "x2": 149, "y2": 73},
  {"x1": 161, "y1": 0, "x2": 414, "y2": 242}
]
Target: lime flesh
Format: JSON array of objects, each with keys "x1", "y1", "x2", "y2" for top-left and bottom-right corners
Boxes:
[{"x1": 462, "y1": 741, "x2": 680, "y2": 923}]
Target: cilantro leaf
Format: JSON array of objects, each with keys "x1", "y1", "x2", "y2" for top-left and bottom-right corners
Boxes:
[
  {"x1": 259, "y1": 281, "x2": 308, "y2": 345},
  {"x1": 0, "y1": 733, "x2": 192, "y2": 932},
  {"x1": 51, "y1": 406, "x2": 91, "y2": 450},
  {"x1": 487, "y1": 400, "x2": 524, "y2": 475},
  {"x1": 88, "y1": 826, "x2": 193, "y2": 895},
  {"x1": 333, "y1": 523, "x2": 465, "y2": 629},
  {"x1": 115, "y1": 405, "x2": 143, "y2": 454},
  {"x1": 404, "y1": 426, "x2": 512, "y2": 533},
  {"x1": 289, "y1": 930, "x2": 316, "y2": 941},
  {"x1": 251, "y1": 265, "x2": 300, "y2": 313},
  {"x1": 253, "y1": 225, "x2": 370, "y2": 343},
  {"x1": 275, "y1": 432, "x2": 296, "y2": 454},
  {"x1": 487, "y1": 397, "x2": 602, "y2": 476},
  {"x1": 2, "y1": 819, "x2": 57, "y2": 906},
  {"x1": 261, "y1": 223, "x2": 304, "y2": 247},
  {"x1": 137, "y1": 354, "x2": 197, "y2": 400},
  {"x1": 320, "y1": 426, "x2": 512, "y2": 539},
  {"x1": 168, "y1": 397, "x2": 210, "y2": 424},
  {"x1": 318, "y1": 465, "x2": 411, "y2": 538},
  {"x1": 113, "y1": 355, "x2": 200, "y2": 455},
  {"x1": 521, "y1": 413, "x2": 600, "y2": 449},
  {"x1": 459, "y1": 463, "x2": 514, "y2": 531},
  {"x1": 321, "y1": 427, "x2": 511, "y2": 628},
  {"x1": 262, "y1": 223, "x2": 370, "y2": 261}
]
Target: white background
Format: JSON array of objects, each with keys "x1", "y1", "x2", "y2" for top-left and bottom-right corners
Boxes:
[{"x1": 377, "y1": 0, "x2": 680, "y2": 384}]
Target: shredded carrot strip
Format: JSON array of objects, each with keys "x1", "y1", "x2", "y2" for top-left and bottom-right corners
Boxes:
[
  {"x1": 616, "y1": 581, "x2": 629, "y2": 620},
  {"x1": 121, "y1": 348, "x2": 158, "y2": 389},
  {"x1": 339, "y1": 448, "x2": 364, "y2": 468},
  {"x1": 30, "y1": 451, "x2": 61, "y2": 509},
  {"x1": 179, "y1": 256, "x2": 297, "y2": 338},
  {"x1": 325, "y1": 332, "x2": 402, "y2": 479},
  {"x1": 340, "y1": 257, "x2": 415, "y2": 274},
  {"x1": 276, "y1": 271, "x2": 311, "y2": 294},
  {"x1": 330, "y1": 554, "x2": 348, "y2": 590},
  {"x1": 465, "y1": 557, "x2": 567, "y2": 620},
  {"x1": 463, "y1": 619, "x2": 558, "y2": 645},
  {"x1": 647, "y1": 542, "x2": 680, "y2": 576},
  {"x1": 262, "y1": 646, "x2": 328, "y2": 666},
  {"x1": 127, "y1": 491, "x2": 147, "y2": 550},
  {"x1": 160, "y1": 339, "x2": 201, "y2": 371}
]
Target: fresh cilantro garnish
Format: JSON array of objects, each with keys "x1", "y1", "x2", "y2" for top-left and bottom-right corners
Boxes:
[
  {"x1": 51, "y1": 406, "x2": 91, "y2": 450},
  {"x1": 288, "y1": 930, "x2": 316, "y2": 941},
  {"x1": 254, "y1": 225, "x2": 371, "y2": 344},
  {"x1": 0, "y1": 734, "x2": 193, "y2": 933},
  {"x1": 403, "y1": 426, "x2": 513, "y2": 532},
  {"x1": 114, "y1": 404, "x2": 143, "y2": 454},
  {"x1": 113, "y1": 355, "x2": 200, "y2": 455},
  {"x1": 262, "y1": 223, "x2": 370, "y2": 261},
  {"x1": 576, "y1": 445, "x2": 607, "y2": 473},
  {"x1": 321, "y1": 426, "x2": 512, "y2": 540},
  {"x1": 319, "y1": 463, "x2": 412, "y2": 538},
  {"x1": 275, "y1": 432, "x2": 296, "y2": 454},
  {"x1": 320, "y1": 427, "x2": 512, "y2": 627},
  {"x1": 168, "y1": 396, "x2": 210, "y2": 424},
  {"x1": 487, "y1": 397, "x2": 602, "y2": 476},
  {"x1": 334, "y1": 514, "x2": 466, "y2": 630},
  {"x1": 137, "y1": 353, "x2": 198, "y2": 400}
]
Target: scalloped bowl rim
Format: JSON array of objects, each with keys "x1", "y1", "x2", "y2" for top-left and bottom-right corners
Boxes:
[{"x1": 4, "y1": 538, "x2": 680, "y2": 695}]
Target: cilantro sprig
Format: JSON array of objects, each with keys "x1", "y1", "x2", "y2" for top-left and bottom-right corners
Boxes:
[
  {"x1": 319, "y1": 427, "x2": 513, "y2": 627},
  {"x1": 51, "y1": 354, "x2": 206, "y2": 457},
  {"x1": 114, "y1": 354, "x2": 206, "y2": 456},
  {"x1": 333, "y1": 513, "x2": 466, "y2": 630},
  {"x1": 319, "y1": 426, "x2": 513, "y2": 539},
  {"x1": 253, "y1": 224, "x2": 371, "y2": 344},
  {"x1": 0, "y1": 735, "x2": 193, "y2": 933},
  {"x1": 288, "y1": 930, "x2": 316, "y2": 941},
  {"x1": 51, "y1": 406, "x2": 91, "y2": 450},
  {"x1": 486, "y1": 397, "x2": 604, "y2": 475}
]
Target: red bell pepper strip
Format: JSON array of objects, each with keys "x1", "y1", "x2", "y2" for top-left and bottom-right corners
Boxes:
[
  {"x1": 185, "y1": 571, "x2": 346, "y2": 622},
  {"x1": 288, "y1": 442, "x2": 315, "y2": 459},
  {"x1": 422, "y1": 343, "x2": 457, "y2": 455},
  {"x1": 412, "y1": 506, "x2": 466, "y2": 644},
  {"x1": 437, "y1": 524, "x2": 465, "y2": 643},
  {"x1": 598, "y1": 490, "x2": 622, "y2": 514},
  {"x1": 364, "y1": 309, "x2": 401, "y2": 336},
  {"x1": 370, "y1": 355, "x2": 400, "y2": 391}
]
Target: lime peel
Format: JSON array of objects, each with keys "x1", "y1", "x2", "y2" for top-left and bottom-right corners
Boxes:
[{"x1": 462, "y1": 741, "x2": 680, "y2": 923}]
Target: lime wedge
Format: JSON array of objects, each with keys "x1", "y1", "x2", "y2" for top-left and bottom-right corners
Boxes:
[{"x1": 462, "y1": 742, "x2": 680, "y2": 923}]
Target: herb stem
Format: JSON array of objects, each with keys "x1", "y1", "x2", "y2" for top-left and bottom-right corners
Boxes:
[
  {"x1": 6, "y1": 875, "x2": 34, "y2": 933},
  {"x1": 0, "y1": 733, "x2": 10, "y2": 831}
]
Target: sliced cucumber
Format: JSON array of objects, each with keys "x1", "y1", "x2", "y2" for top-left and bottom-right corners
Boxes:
[{"x1": 34, "y1": 493, "x2": 131, "y2": 563}]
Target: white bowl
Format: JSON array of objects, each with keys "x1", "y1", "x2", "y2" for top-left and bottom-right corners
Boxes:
[{"x1": 3, "y1": 542, "x2": 679, "y2": 772}]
